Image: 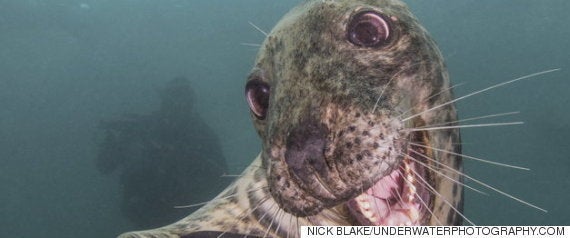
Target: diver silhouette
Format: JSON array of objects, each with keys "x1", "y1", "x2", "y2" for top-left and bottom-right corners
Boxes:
[{"x1": 96, "y1": 77, "x2": 228, "y2": 228}]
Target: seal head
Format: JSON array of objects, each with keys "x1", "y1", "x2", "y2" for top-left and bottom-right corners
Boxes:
[{"x1": 245, "y1": 0, "x2": 461, "y2": 225}]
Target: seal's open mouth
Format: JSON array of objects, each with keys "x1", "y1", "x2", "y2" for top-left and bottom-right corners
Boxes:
[{"x1": 344, "y1": 132, "x2": 432, "y2": 225}]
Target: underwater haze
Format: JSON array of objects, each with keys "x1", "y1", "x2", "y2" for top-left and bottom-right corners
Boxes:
[{"x1": 0, "y1": 0, "x2": 569, "y2": 237}]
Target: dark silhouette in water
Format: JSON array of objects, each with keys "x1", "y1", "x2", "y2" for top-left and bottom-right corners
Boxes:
[{"x1": 96, "y1": 77, "x2": 228, "y2": 228}]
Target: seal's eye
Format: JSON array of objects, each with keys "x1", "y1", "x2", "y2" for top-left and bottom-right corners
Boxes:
[
  {"x1": 245, "y1": 79, "x2": 270, "y2": 120},
  {"x1": 347, "y1": 11, "x2": 391, "y2": 48}
]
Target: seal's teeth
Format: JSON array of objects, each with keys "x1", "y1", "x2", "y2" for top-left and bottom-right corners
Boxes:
[
  {"x1": 369, "y1": 215, "x2": 378, "y2": 223},
  {"x1": 363, "y1": 210, "x2": 375, "y2": 220},
  {"x1": 360, "y1": 200, "x2": 371, "y2": 210},
  {"x1": 407, "y1": 186, "x2": 416, "y2": 202},
  {"x1": 403, "y1": 159, "x2": 417, "y2": 203},
  {"x1": 409, "y1": 185, "x2": 417, "y2": 194},
  {"x1": 356, "y1": 194, "x2": 367, "y2": 202},
  {"x1": 408, "y1": 207, "x2": 419, "y2": 221}
]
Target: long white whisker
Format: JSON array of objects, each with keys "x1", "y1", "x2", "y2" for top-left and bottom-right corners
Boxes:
[
  {"x1": 399, "y1": 152, "x2": 487, "y2": 196},
  {"x1": 295, "y1": 216, "x2": 300, "y2": 238},
  {"x1": 377, "y1": 175, "x2": 392, "y2": 215},
  {"x1": 405, "y1": 122, "x2": 523, "y2": 132},
  {"x1": 321, "y1": 207, "x2": 348, "y2": 224},
  {"x1": 416, "y1": 111, "x2": 520, "y2": 129},
  {"x1": 409, "y1": 141, "x2": 529, "y2": 170},
  {"x1": 173, "y1": 192, "x2": 243, "y2": 208},
  {"x1": 399, "y1": 82, "x2": 465, "y2": 117},
  {"x1": 252, "y1": 204, "x2": 279, "y2": 237},
  {"x1": 373, "y1": 61, "x2": 447, "y2": 114},
  {"x1": 263, "y1": 204, "x2": 280, "y2": 238},
  {"x1": 408, "y1": 149, "x2": 548, "y2": 213},
  {"x1": 273, "y1": 210, "x2": 285, "y2": 238},
  {"x1": 306, "y1": 216, "x2": 318, "y2": 226},
  {"x1": 396, "y1": 168, "x2": 443, "y2": 226},
  {"x1": 221, "y1": 173, "x2": 244, "y2": 178},
  {"x1": 243, "y1": 218, "x2": 253, "y2": 238},
  {"x1": 257, "y1": 202, "x2": 276, "y2": 223},
  {"x1": 286, "y1": 210, "x2": 293, "y2": 238},
  {"x1": 402, "y1": 68, "x2": 561, "y2": 122},
  {"x1": 221, "y1": 195, "x2": 270, "y2": 238},
  {"x1": 241, "y1": 42, "x2": 262, "y2": 47},
  {"x1": 173, "y1": 201, "x2": 211, "y2": 209},
  {"x1": 249, "y1": 21, "x2": 269, "y2": 37},
  {"x1": 372, "y1": 71, "x2": 399, "y2": 113},
  {"x1": 174, "y1": 186, "x2": 265, "y2": 208},
  {"x1": 390, "y1": 172, "x2": 406, "y2": 206},
  {"x1": 403, "y1": 161, "x2": 476, "y2": 226}
]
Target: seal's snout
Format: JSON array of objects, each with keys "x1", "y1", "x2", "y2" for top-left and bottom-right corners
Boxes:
[
  {"x1": 282, "y1": 116, "x2": 336, "y2": 207},
  {"x1": 284, "y1": 118, "x2": 328, "y2": 177}
]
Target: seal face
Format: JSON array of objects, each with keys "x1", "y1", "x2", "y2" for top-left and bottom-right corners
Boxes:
[
  {"x1": 119, "y1": 1, "x2": 463, "y2": 237},
  {"x1": 245, "y1": 0, "x2": 461, "y2": 226}
]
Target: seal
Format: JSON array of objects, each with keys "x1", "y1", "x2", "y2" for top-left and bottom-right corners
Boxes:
[{"x1": 118, "y1": 0, "x2": 463, "y2": 237}]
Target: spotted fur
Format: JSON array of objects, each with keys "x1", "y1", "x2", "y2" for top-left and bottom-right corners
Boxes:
[{"x1": 119, "y1": 1, "x2": 462, "y2": 237}]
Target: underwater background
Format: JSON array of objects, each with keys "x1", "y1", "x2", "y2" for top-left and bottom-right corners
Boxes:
[{"x1": 0, "y1": 0, "x2": 569, "y2": 237}]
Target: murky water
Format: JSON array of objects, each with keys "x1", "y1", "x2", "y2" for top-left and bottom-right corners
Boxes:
[{"x1": 0, "y1": 1, "x2": 568, "y2": 237}]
